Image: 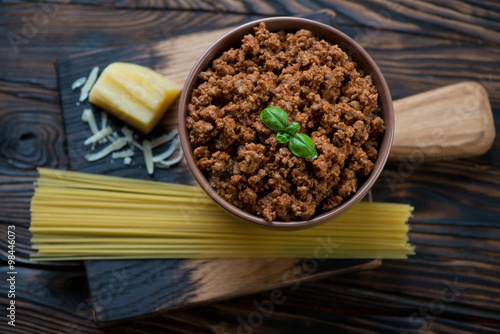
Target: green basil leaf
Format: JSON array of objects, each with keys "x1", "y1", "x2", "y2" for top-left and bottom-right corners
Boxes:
[
  {"x1": 289, "y1": 133, "x2": 318, "y2": 159},
  {"x1": 260, "y1": 106, "x2": 288, "y2": 131},
  {"x1": 285, "y1": 122, "x2": 300, "y2": 136},
  {"x1": 276, "y1": 132, "x2": 291, "y2": 144}
]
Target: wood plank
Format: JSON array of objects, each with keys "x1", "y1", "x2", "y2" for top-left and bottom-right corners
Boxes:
[
  {"x1": 85, "y1": 258, "x2": 379, "y2": 323},
  {"x1": 0, "y1": 4, "x2": 263, "y2": 88},
  {"x1": 0, "y1": 3, "x2": 261, "y2": 51},
  {"x1": 114, "y1": 0, "x2": 320, "y2": 16},
  {"x1": 373, "y1": 161, "x2": 500, "y2": 226},
  {"x1": 0, "y1": 87, "x2": 67, "y2": 172},
  {"x1": 320, "y1": 0, "x2": 500, "y2": 44},
  {"x1": 3, "y1": 265, "x2": 500, "y2": 333},
  {"x1": 112, "y1": 0, "x2": 500, "y2": 44},
  {"x1": 325, "y1": 256, "x2": 500, "y2": 316},
  {"x1": 10, "y1": 0, "x2": 500, "y2": 48}
]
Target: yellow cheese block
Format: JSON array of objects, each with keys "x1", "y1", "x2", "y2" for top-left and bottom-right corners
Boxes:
[{"x1": 89, "y1": 62, "x2": 182, "y2": 134}]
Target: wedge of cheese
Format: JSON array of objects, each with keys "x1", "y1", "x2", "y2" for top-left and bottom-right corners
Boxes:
[{"x1": 89, "y1": 62, "x2": 182, "y2": 134}]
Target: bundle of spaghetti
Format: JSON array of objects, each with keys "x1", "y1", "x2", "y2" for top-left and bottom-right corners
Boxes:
[{"x1": 30, "y1": 168, "x2": 415, "y2": 261}]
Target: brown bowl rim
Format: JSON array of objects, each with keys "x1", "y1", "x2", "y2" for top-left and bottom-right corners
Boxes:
[{"x1": 178, "y1": 17, "x2": 394, "y2": 229}]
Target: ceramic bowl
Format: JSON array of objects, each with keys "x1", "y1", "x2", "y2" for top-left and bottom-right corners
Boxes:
[{"x1": 178, "y1": 17, "x2": 394, "y2": 229}]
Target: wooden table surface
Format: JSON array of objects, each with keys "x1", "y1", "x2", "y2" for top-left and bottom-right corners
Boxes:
[{"x1": 1, "y1": 1, "x2": 499, "y2": 333}]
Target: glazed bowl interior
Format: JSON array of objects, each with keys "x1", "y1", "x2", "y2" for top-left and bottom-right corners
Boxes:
[{"x1": 178, "y1": 17, "x2": 394, "y2": 229}]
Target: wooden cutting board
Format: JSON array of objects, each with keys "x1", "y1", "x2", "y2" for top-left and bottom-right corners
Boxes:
[
  {"x1": 56, "y1": 11, "x2": 383, "y2": 324},
  {"x1": 55, "y1": 10, "x2": 495, "y2": 324}
]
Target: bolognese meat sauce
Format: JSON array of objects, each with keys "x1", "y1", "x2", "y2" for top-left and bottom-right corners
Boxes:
[{"x1": 187, "y1": 23, "x2": 384, "y2": 222}]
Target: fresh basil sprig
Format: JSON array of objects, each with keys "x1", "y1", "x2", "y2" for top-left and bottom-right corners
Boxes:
[{"x1": 260, "y1": 106, "x2": 318, "y2": 159}]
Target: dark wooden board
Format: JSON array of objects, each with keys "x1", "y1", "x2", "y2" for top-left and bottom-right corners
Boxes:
[
  {"x1": 56, "y1": 10, "x2": 380, "y2": 323},
  {"x1": 56, "y1": 43, "x2": 194, "y2": 184},
  {"x1": 85, "y1": 258, "x2": 379, "y2": 324}
]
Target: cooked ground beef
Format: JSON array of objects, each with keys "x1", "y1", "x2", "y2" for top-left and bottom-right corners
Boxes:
[{"x1": 187, "y1": 22, "x2": 384, "y2": 222}]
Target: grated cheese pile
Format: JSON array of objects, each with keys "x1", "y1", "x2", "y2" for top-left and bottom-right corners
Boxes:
[
  {"x1": 71, "y1": 67, "x2": 183, "y2": 175},
  {"x1": 80, "y1": 108, "x2": 182, "y2": 174}
]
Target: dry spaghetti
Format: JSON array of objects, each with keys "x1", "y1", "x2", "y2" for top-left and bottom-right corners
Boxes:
[{"x1": 30, "y1": 168, "x2": 415, "y2": 261}]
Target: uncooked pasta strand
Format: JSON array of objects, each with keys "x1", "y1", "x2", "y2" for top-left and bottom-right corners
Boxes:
[{"x1": 30, "y1": 168, "x2": 415, "y2": 261}]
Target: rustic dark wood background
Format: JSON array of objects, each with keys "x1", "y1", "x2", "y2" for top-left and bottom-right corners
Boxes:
[{"x1": 1, "y1": 1, "x2": 499, "y2": 333}]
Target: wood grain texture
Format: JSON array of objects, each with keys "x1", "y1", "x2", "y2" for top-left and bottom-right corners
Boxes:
[
  {"x1": 2, "y1": 264, "x2": 499, "y2": 333},
  {"x1": 391, "y1": 81, "x2": 496, "y2": 161},
  {"x1": 0, "y1": 4, "x2": 262, "y2": 89},
  {"x1": 374, "y1": 160, "x2": 500, "y2": 226},
  {"x1": 24, "y1": 0, "x2": 500, "y2": 46},
  {"x1": 86, "y1": 258, "x2": 379, "y2": 323},
  {"x1": 1, "y1": 0, "x2": 500, "y2": 333},
  {"x1": 114, "y1": 0, "x2": 321, "y2": 16},
  {"x1": 113, "y1": 0, "x2": 500, "y2": 43}
]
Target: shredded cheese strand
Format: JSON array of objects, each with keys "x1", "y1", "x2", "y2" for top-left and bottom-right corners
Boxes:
[
  {"x1": 85, "y1": 137, "x2": 127, "y2": 162},
  {"x1": 142, "y1": 139, "x2": 154, "y2": 174},
  {"x1": 79, "y1": 66, "x2": 99, "y2": 102},
  {"x1": 84, "y1": 125, "x2": 113, "y2": 145},
  {"x1": 81, "y1": 108, "x2": 99, "y2": 135},
  {"x1": 152, "y1": 137, "x2": 180, "y2": 162},
  {"x1": 71, "y1": 77, "x2": 87, "y2": 91}
]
